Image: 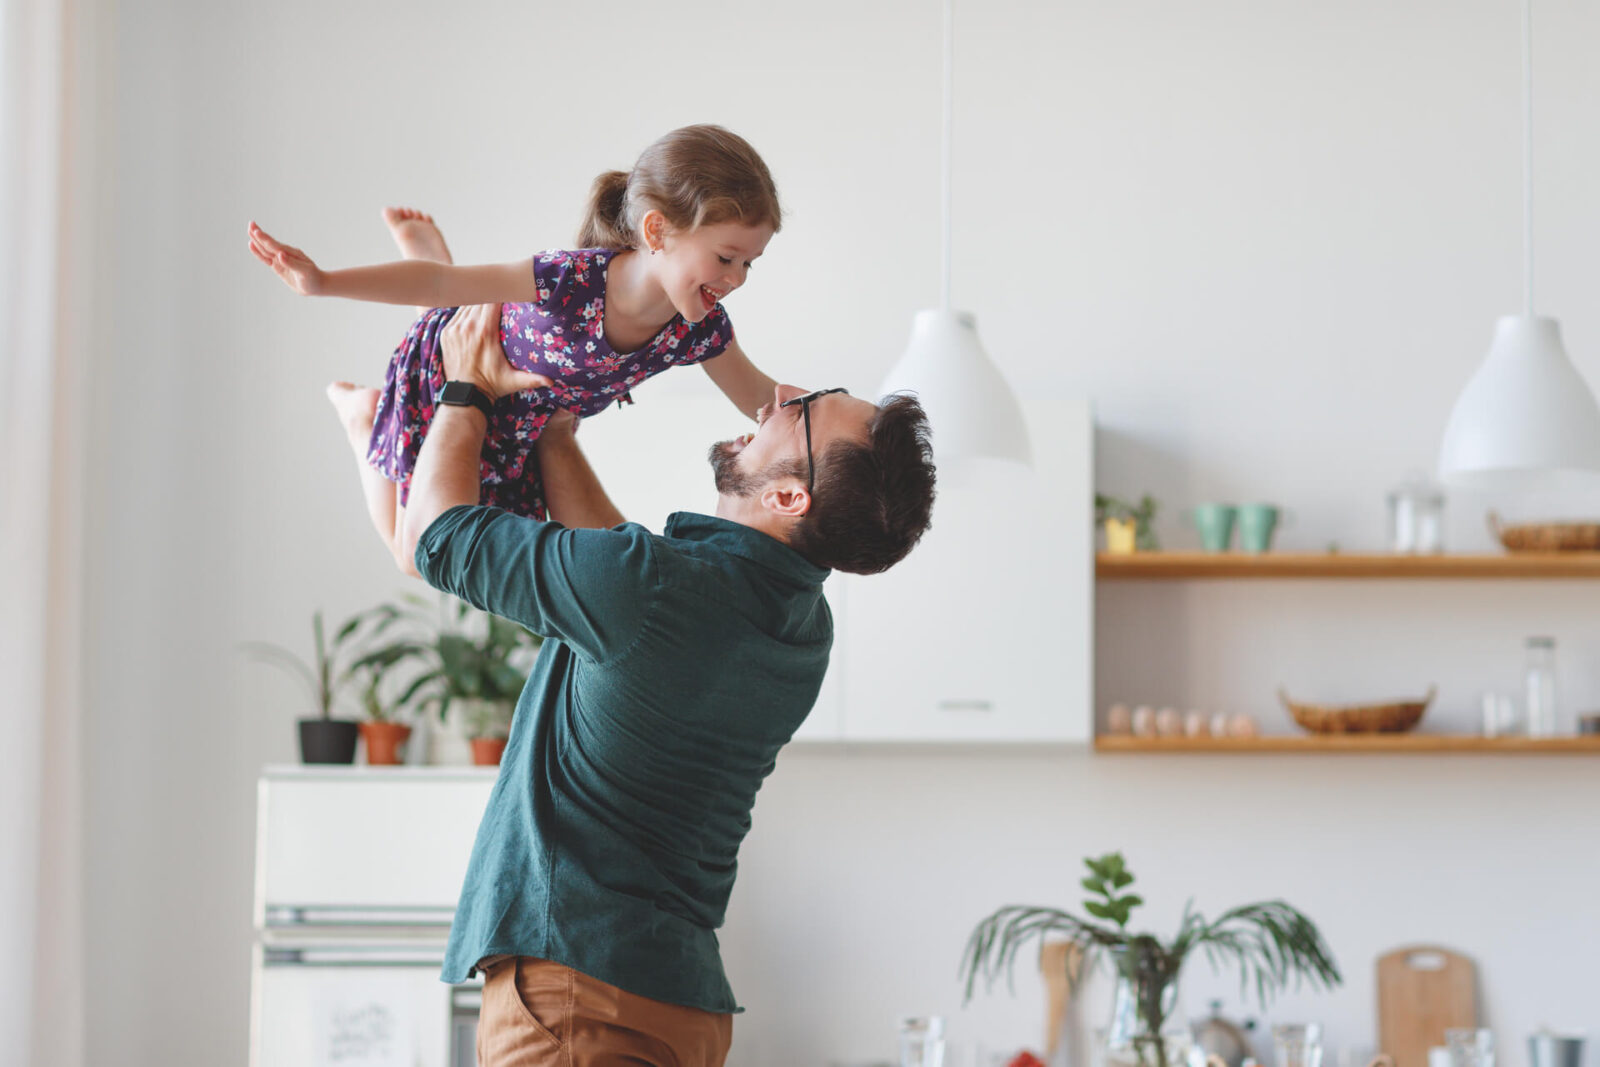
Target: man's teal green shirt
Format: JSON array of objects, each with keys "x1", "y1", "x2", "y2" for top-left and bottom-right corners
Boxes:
[{"x1": 418, "y1": 505, "x2": 832, "y2": 1013}]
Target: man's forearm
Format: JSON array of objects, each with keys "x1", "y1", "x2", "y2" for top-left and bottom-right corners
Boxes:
[
  {"x1": 401, "y1": 406, "x2": 487, "y2": 568},
  {"x1": 538, "y1": 432, "x2": 625, "y2": 530}
]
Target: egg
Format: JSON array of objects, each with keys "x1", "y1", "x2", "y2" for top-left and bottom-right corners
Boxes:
[
  {"x1": 1183, "y1": 710, "x2": 1209, "y2": 738},
  {"x1": 1131, "y1": 705, "x2": 1157, "y2": 737},
  {"x1": 1155, "y1": 707, "x2": 1183, "y2": 736},
  {"x1": 1209, "y1": 711, "x2": 1230, "y2": 738},
  {"x1": 1227, "y1": 713, "x2": 1260, "y2": 738},
  {"x1": 1105, "y1": 703, "x2": 1132, "y2": 735}
]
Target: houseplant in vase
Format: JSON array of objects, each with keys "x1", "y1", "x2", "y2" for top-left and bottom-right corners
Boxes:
[
  {"x1": 1096, "y1": 494, "x2": 1159, "y2": 554},
  {"x1": 462, "y1": 698, "x2": 514, "y2": 766},
  {"x1": 348, "y1": 640, "x2": 419, "y2": 766},
  {"x1": 384, "y1": 593, "x2": 540, "y2": 765},
  {"x1": 961, "y1": 852, "x2": 1340, "y2": 1067},
  {"x1": 242, "y1": 607, "x2": 400, "y2": 764}
]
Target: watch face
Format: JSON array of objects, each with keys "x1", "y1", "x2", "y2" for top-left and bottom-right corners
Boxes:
[{"x1": 441, "y1": 381, "x2": 471, "y2": 403}]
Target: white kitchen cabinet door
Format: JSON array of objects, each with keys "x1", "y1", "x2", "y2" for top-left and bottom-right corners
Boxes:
[
  {"x1": 834, "y1": 396, "x2": 1092, "y2": 742},
  {"x1": 257, "y1": 770, "x2": 494, "y2": 913}
]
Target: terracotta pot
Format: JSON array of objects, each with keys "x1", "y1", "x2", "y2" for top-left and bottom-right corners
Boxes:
[
  {"x1": 470, "y1": 737, "x2": 508, "y2": 766},
  {"x1": 359, "y1": 721, "x2": 412, "y2": 766}
]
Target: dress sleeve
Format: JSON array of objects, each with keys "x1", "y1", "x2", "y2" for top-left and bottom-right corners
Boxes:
[
  {"x1": 679, "y1": 304, "x2": 734, "y2": 366},
  {"x1": 414, "y1": 504, "x2": 654, "y2": 661}
]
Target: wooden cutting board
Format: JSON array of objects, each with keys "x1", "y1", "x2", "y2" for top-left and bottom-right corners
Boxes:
[{"x1": 1377, "y1": 946, "x2": 1478, "y2": 1067}]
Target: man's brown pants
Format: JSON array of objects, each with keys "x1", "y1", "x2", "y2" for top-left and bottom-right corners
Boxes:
[{"x1": 475, "y1": 956, "x2": 733, "y2": 1066}]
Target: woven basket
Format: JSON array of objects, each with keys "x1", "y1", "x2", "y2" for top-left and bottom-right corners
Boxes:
[
  {"x1": 1490, "y1": 511, "x2": 1600, "y2": 553},
  {"x1": 1278, "y1": 686, "x2": 1435, "y2": 734}
]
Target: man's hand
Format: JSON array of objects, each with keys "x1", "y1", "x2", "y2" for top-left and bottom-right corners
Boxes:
[
  {"x1": 248, "y1": 221, "x2": 327, "y2": 295},
  {"x1": 439, "y1": 302, "x2": 552, "y2": 399}
]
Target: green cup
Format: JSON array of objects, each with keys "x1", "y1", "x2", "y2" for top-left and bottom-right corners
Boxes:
[
  {"x1": 1236, "y1": 503, "x2": 1281, "y2": 554},
  {"x1": 1192, "y1": 504, "x2": 1237, "y2": 552}
]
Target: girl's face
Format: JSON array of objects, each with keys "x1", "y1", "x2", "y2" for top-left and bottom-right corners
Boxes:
[{"x1": 649, "y1": 218, "x2": 774, "y2": 323}]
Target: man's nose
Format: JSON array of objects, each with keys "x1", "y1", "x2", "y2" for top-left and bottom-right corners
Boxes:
[{"x1": 774, "y1": 384, "x2": 807, "y2": 406}]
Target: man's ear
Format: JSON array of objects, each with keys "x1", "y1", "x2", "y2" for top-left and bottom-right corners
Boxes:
[{"x1": 761, "y1": 480, "x2": 811, "y2": 521}]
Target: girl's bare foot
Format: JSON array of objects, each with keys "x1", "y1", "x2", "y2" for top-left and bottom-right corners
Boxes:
[
  {"x1": 327, "y1": 380, "x2": 381, "y2": 456},
  {"x1": 382, "y1": 206, "x2": 453, "y2": 265}
]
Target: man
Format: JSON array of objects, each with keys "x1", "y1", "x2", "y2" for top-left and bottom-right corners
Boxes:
[{"x1": 400, "y1": 302, "x2": 936, "y2": 1066}]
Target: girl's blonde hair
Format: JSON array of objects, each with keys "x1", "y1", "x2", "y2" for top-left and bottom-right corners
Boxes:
[{"x1": 578, "y1": 125, "x2": 782, "y2": 249}]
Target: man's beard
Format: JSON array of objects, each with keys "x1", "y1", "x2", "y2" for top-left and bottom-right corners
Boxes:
[
  {"x1": 708, "y1": 440, "x2": 763, "y2": 498},
  {"x1": 708, "y1": 441, "x2": 806, "y2": 499}
]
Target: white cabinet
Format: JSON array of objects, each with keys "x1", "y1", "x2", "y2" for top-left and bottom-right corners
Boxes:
[
  {"x1": 825, "y1": 397, "x2": 1093, "y2": 742},
  {"x1": 566, "y1": 373, "x2": 1093, "y2": 744}
]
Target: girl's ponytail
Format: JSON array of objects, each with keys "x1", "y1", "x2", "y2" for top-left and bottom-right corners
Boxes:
[
  {"x1": 575, "y1": 126, "x2": 782, "y2": 251},
  {"x1": 577, "y1": 169, "x2": 634, "y2": 249}
]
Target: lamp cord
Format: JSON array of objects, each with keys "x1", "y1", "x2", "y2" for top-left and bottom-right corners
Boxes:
[
  {"x1": 940, "y1": 0, "x2": 953, "y2": 313},
  {"x1": 1523, "y1": 0, "x2": 1534, "y2": 318}
]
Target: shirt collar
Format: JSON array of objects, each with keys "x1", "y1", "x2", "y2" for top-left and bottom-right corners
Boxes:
[{"x1": 664, "y1": 512, "x2": 831, "y2": 586}]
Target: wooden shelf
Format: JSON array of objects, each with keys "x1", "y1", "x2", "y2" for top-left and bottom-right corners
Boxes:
[
  {"x1": 1094, "y1": 734, "x2": 1600, "y2": 754},
  {"x1": 1095, "y1": 551, "x2": 1600, "y2": 580}
]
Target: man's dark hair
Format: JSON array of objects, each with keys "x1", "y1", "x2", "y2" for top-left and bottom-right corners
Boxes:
[{"x1": 788, "y1": 393, "x2": 937, "y2": 575}]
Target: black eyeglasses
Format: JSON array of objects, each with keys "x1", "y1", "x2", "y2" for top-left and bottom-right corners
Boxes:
[{"x1": 778, "y1": 387, "x2": 850, "y2": 494}]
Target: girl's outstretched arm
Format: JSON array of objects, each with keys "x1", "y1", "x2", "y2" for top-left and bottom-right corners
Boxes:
[
  {"x1": 248, "y1": 222, "x2": 540, "y2": 307},
  {"x1": 701, "y1": 337, "x2": 779, "y2": 421}
]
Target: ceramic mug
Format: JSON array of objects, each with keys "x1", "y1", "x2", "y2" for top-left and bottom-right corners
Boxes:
[
  {"x1": 1192, "y1": 504, "x2": 1237, "y2": 552},
  {"x1": 1236, "y1": 503, "x2": 1281, "y2": 554}
]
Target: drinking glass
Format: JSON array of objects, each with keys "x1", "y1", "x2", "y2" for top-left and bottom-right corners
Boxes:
[
  {"x1": 900, "y1": 1016, "x2": 946, "y2": 1067},
  {"x1": 1446, "y1": 1029, "x2": 1494, "y2": 1067},
  {"x1": 1274, "y1": 1024, "x2": 1324, "y2": 1067}
]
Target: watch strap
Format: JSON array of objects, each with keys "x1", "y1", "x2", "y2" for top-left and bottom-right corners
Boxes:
[{"x1": 439, "y1": 380, "x2": 494, "y2": 419}]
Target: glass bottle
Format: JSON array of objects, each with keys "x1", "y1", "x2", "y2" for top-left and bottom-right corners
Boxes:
[{"x1": 1524, "y1": 637, "x2": 1558, "y2": 737}]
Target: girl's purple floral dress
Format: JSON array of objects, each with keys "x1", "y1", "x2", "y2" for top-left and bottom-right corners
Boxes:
[{"x1": 369, "y1": 248, "x2": 732, "y2": 519}]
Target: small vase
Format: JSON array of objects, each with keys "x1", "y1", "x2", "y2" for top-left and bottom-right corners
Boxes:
[
  {"x1": 1104, "y1": 518, "x2": 1139, "y2": 554},
  {"x1": 1101, "y1": 945, "x2": 1190, "y2": 1067},
  {"x1": 359, "y1": 721, "x2": 412, "y2": 766},
  {"x1": 470, "y1": 737, "x2": 508, "y2": 766}
]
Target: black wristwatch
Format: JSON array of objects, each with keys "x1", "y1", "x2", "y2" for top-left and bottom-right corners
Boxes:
[{"x1": 438, "y1": 380, "x2": 494, "y2": 419}]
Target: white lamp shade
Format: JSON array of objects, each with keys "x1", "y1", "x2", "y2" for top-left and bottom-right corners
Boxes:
[
  {"x1": 878, "y1": 309, "x2": 1032, "y2": 466},
  {"x1": 1438, "y1": 315, "x2": 1600, "y2": 489}
]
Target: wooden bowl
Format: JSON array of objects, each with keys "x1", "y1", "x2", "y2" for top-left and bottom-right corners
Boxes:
[
  {"x1": 1278, "y1": 686, "x2": 1435, "y2": 734},
  {"x1": 1490, "y1": 511, "x2": 1600, "y2": 553}
]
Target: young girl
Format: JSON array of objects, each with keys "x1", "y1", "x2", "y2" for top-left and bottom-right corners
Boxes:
[{"x1": 248, "y1": 124, "x2": 781, "y2": 573}]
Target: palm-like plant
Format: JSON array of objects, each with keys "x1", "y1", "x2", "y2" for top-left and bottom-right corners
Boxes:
[
  {"x1": 961, "y1": 853, "x2": 1340, "y2": 1067},
  {"x1": 242, "y1": 605, "x2": 405, "y2": 720}
]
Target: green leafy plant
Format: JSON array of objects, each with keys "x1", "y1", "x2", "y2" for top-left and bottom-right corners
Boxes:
[
  {"x1": 961, "y1": 852, "x2": 1340, "y2": 1067},
  {"x1": 378, "y1": 592, "x2": 542, "y2": 725},
  {"x1": 242, "y1": 606, "x2": 405, "y2": 721},
  {"x1": 1094, "y1": 494, "x2": 1160, "y2": 550}
]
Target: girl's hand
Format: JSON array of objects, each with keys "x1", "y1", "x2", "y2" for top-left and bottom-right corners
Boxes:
[{"x1": 248, "y1": 221, "x2": 326, "y2": 296}]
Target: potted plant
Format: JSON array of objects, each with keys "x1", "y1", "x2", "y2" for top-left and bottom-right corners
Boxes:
[
  {"x1": 381, "y1": 593, "x2": 541, "y2": 765},
  {"x1": 348, "y1": 639, "x2": 420, "y2": 766},
  {"x1": 242, "y1": 607, "x2": 401, "y2": 764},
  {"x1": 961, "y1": 852, "x2": 1340, "y2": 1067},
  {"x1": 1096, "y1": 493, "x2": 1159, "y2": 554},
  {"x1": 462, "y1": 699, "x2": 514, "y2": 766}
]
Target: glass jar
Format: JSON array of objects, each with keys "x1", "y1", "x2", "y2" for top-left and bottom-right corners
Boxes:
[
  {"x1": 1525, "y1": 637, "x2": 1558, "y2": 737},
  {"x1": 1387, "y1": 479, "x2": 1446, "y2": 554}
]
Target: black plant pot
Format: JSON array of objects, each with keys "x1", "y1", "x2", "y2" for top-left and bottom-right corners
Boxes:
[{"x1": 298, "y1": 718, "x2": 359, "y2": 764}]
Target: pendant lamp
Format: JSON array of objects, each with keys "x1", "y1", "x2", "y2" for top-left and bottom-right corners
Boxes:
[
  {"x1": 878, "y1": 0, "x2": 1031, "y2": 466},
  {"x1": 1438, "y1": 0, "x2": 1600, "y2": 488}
]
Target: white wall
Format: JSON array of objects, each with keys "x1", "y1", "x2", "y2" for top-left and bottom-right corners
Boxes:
[{"x1": 75, "y1": 0, "x2": 1600, "y2": 1064}]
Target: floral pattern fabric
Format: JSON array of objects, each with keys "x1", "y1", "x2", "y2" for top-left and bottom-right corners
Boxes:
[{"x1": 368, "y1": 248, "x2": 732, "y2": 518}]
